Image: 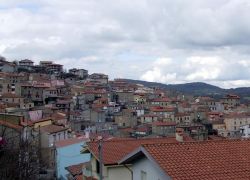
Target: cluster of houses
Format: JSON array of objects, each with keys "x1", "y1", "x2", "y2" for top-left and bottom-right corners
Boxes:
[{"x1": 1, "y1": 57, "x2": 250, "y2": 179}]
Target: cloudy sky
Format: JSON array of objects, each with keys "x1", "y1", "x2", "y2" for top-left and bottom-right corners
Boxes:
[{"x1": 1, "y1": 0, "x2": 250, "y2": 88}]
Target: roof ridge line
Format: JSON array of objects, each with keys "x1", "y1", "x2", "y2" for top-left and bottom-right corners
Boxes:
[{"x1": 142, "y1": 138, "x2": 248, "y2": 146}]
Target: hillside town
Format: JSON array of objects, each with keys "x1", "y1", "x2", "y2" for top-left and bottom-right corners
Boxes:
[{"x1": 1, "y1": 57, "x2": 250, "y2": 180}]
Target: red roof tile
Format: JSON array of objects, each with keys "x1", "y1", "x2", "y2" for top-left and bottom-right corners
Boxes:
[
  {"x1": 150, "y1": 106, "x2": 176, "y2": 112},
  {"x1": 0, "y1": 120, "x2": 23, "y2": 131},
  {"x1": 142, "y1": 139, "x2": 250, "y2": 179},
  {"x1": 40, "y1": 124, "x2": 68, "y2": 134},
  {"x1": 65, "y1": 162, "x2": 89, "y2": 176},
  {"x1": 75, "y1": 175, "x2": 83, "y2": 180},
  {"x1": 86, "y1": 137, "x2": 181, "y2": 165},
  {"x1": 151, "y1": 121, "x2": 176, "y2": 126}
]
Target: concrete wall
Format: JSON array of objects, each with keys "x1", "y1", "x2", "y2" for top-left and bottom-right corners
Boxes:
[
  {"x1": 90, "y1": 156, "x2": 132, "y2": 180},
  {"x1": 107, "y1": 165, "x2": 132, "y2": 180},
  {"x1": 132, "y1": 157, "x2": 170, "y2": 180}
]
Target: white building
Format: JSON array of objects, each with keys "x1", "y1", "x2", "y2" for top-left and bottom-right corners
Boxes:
[{"x1": 240, "y1": 124, "x2": 250, "y2": 138}]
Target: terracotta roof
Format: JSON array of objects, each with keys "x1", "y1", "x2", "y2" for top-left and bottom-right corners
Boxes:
[
  {"x1": 75, "y1": 175, "x2": 83, "y2": 180},
  {"x1": 150, "y1": 106, "x2": 176, "y2": 112},
  {"x1": 223, "y1": 94, "x2": 240, "y2": 99},
  {"x1": 119, "y1": 127, "x2": 134, "y2": 133},
  {"x1": 55, "y1": 136, "x2": 88, "y2": 148},
  {"x1": 175, "y1": 112, "x2": 191, "y2": 117},
  {"x1": 40, "y1": 124, "x2": 68, "y2": 134},
  {"x1": 51, "y1": 112, "x2": 66, "y2": 120},
  {"x1": 86, "y1": 137, "x2": 181, "y2": 165},
  {"x1": 151, "y1": 121, "x2": 176, "y2": 126},
  {"x1": 208, "y1": 135, "x2": 226, "y2": 140},
  {"x1": 0, "y1": 120, "x2": 23, "y2": 131},
  {"x1": 141, "y1": 139, "x2": 250, "y2": 179},
  {"x1": 65, "y1": 162, "x2": 89, "y2": 176}
]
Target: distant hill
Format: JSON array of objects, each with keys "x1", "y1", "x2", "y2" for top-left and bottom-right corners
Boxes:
[{"x1": 123, "y1": 79, "x2": 250, "y2": 99}]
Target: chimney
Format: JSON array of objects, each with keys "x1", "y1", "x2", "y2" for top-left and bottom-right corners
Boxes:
[{"x1": 176, "y1": 128, "x2": 184, "y2": 142}]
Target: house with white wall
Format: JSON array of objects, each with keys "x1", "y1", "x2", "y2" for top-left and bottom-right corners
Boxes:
[{"x1": 119, "y1": 139, "x2": 250, "y2": 180}]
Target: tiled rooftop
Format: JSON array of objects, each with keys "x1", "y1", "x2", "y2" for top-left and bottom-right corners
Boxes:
[
  {"x1": 142, "y1": 139, "x2": 250, "y2": 179},
  {"x1": 151, "y1": 121, "x2": 176, "y2": 126},
  {"x1": 65, "y1": 162, "x2": 89, "y2": 176},
  {"x1": 86, "y1": 137, "x2": 182, "y2": 165},
  {"x1": 40, "y1": 124, "x2": 68, "y2": 134}
]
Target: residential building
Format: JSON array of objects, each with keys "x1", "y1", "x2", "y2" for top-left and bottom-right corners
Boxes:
[
  {"x1": 18, "y1": 59, "x2": 34, "y2": 71},
  {"x1": 55, "y1": 137, "x2": 90, "y2": 179},
  {"x1": 19, "y1": 59, "x2": 34, "y2": 67},
  {"x1": 88, "y1": 73, "x2": 108, "y2": 84},
  {"x1": 39, "y1": 121, "x2": 69, "y2": 169},
  {"x1": 114, "y1": 109, "x2": 137, "y2": 128},
  {"x1": 150, "y1": 106, "x2": 176, "y2": 120},
  {"x1": 0, "y1": 93, "x2": 24, "y2": 107},
  {"x1": 69, "y1": 68, "x2": 88, "y2": 79},
  {"x1": 150, "y1": 97, "x2": 172, "y2": 107},
  {"x1": 222, "y1": 94, "x2": 240, "y2": 108},
  {"x1": 139, "y1": 114, "x2": 159, "y2": 124},
  {"x1": 151, "y1": 121, "x2": 176, "y2": 136},
  {"x1": 82, "y1": 137, "x2": 188, "y2": 180},
  {"x1": 119, "y1": 139, "x2": 250, "y2": 180},
  {"x1": 174, "y1": 112, "x2": 192, "y2": 124},
  {"x1": 0, "y1": 60, "x2": 16, "y2": 73},
  {"x1": 46, "y1": 63, "x2": 63, "y2": 74},
  {"x1": 240, "y1": 124, "x2": 250, "y2": 138},
  {"x1": 133, "y1": 93, "x2": 146, "y2": 105},
  {"x1": 114, "y1": 91, "x2": 134, "y2": 103},
  {"x1": 224, "y1": 113, "x2": 250, "y2": 137}
]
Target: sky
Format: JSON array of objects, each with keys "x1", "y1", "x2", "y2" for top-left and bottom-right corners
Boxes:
[{"x1": 1, "y1": 0, "x2": 250, "y2": 88}]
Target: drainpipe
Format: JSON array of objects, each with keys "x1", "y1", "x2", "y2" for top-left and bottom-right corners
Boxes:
[
  {"x1": 123, "y1": 164, "x2": 133, "y2": 180},
  {"x1": 98, "y1": 137, "x2": 103, "y2": 180}
]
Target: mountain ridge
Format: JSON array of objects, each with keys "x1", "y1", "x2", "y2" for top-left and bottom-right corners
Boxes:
[{"x1": 123, "y1": 79, "x2": 250, "y2": 98}]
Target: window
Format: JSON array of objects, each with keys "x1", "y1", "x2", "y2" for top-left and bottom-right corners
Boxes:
[
  {"x1": 53, "y1": 134, "x2": 56, "y2": 142},
  {"x1": 141, "y1": 171, "x2": 147, "y2": 180}
]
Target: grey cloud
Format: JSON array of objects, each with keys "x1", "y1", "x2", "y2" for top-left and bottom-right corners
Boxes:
[{"x1": 1, "y1": 0, "x2": 250, "y2": 87}]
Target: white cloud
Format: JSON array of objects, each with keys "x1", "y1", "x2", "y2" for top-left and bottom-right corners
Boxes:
[
  {"x1": 140, "y1": 57, "x2": 177, "y2": 83},
  {"x1": 140, "y1": 55, "x2": 250, "y2": 88},
  {"x1": 184, "y1": 56, "x2": 222, "y2": 81}
]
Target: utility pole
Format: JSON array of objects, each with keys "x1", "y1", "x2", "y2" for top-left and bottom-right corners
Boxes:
[{"x1": 98, "y1": 136, "x2": 103, "y2": 180}]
